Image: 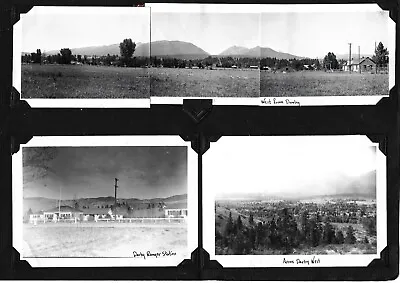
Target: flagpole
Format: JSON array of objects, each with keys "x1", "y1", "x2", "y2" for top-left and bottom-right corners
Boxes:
[{"x1": 58, "y1": 186, "x2": 61, "y2": 222}]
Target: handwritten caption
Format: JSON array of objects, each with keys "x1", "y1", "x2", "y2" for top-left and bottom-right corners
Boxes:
[
  {"x1": 132, "y1": 250, "x2": 177, "y2": 260},
  {"x1": 283, "y1": 256, "x2": 321, "y2": 266},
  {"x1": 261, "y1": 98, "x2": 300, "y2": 106}
]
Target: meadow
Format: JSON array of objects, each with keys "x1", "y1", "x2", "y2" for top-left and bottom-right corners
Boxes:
[
  {"x1": 22, "y1": 64, "x2": 389, "y2": 99},
  {"x1": 261, "y1": 71, "x2": 389, "y2": 97},
  {"x1": 150, "y1": 68, "x2": 260, "y2": 97},
  {"x1": 23, "y1": 222, "x2": 187, "y2": 257},
  {"x1": 21, "y1": 64, "x2": 149, "y2": 99}
]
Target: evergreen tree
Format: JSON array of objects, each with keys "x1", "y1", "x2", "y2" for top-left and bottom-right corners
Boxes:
[
  {"x1": 255, "y1": 222, "x2": 265, "y2": 248},
  {"x1": 301, "y1": 210, "x2": 309, "y2": 240},
  {"x1": 373, "y1": 42, "x2": 389, "y2": 70},
  {"x1": 335, "y1": 230, "x2": 345, "y2": 244},
  {"x1": 236, "y1": 215, "x2": 243, "y2": 233},
  {"x1": 323, "y1": 221, "x2": 336, "y2": 244},
  {"x1": 345, "y1": 225, "x2": 357, "y2": 244},
  {"x1": 249, "y1": 213, "x2": 254, "y2": 225},
  {"x1": 225, "y1": 211, "x2": 234, "y2": 236}
]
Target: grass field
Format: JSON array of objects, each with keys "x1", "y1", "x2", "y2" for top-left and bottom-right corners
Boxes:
[
  {"x1": 22, "y1": 64, "x2": 149, "y2": 99},
  {"x1": 22, "y1": 64, "x2": 389, "y2": 98},
  {"x1": 261, "y1": 71, "x2": 389, "y2": 97},
  {"x1": 150, "y1": 68, "x2": 260, "y2": 97},
  {"x1": 23, "y1": 222, "x2": 187, "y2": 257}
]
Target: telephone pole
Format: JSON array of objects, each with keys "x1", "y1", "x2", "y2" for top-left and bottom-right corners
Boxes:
[
  {"x1": 348, "y1": 43, "x2": 352, "y2": 73},
  {"x1": 114, "y1": 178, "x2": 119, "y2": 207},
  {"x1": 358, "y1": 46, "x2": 361, "y2": 74}
]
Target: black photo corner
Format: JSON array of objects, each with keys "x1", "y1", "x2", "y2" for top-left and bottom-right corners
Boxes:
[{"x1": 0, "y1": 0, "x2": 399, "y2": 280}]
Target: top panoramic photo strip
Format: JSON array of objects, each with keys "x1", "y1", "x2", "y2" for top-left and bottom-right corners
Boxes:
[{"x1": 14, "y1": 4, "x2": 394, "y2": 107}]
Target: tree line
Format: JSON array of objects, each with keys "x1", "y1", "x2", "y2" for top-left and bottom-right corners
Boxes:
[
  {"x1": 22, "y1": 38, "x2": 389, "y2": 72},
  {"x1": 322, "y1": 41, "x2": 389, "y2": 70},
  {"x1": 216, "y1": 208, "x2": 376, "y2": 255}
]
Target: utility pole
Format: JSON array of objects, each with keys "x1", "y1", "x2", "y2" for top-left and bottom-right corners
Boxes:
[
  {"x1": 348, "y1": 43, "x2": 352, "y2": 73},
  {"x1": 114, "y1": 178, "x2": 119, "y2": 207},
  {"x1": 358, "y1": 46, "x2": 361, "y2": 74}
]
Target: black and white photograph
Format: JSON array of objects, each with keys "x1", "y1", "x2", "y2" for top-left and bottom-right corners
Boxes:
[
  {"x1": 149, "y1": 4, "x2": 261, "y2": 104},
  {"x1": 259, "y1": 6, "x2": 393, "y2": 105},
  {"x1": 203, "y1": 136, "x2": 386, "y2": 267},
  {"x1": 13, "y1": 136, "x2": 197, "y2": 267},
  {"x1": 17, "y1": 6, "x2": 150, "y2": 107}
]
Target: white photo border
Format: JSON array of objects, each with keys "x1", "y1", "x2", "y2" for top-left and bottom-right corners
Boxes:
[
  {"x1": 12, "y1": 135, "x2": 198, "y2": 267},
  {"x1": 14, "y1": 7, "x2": 151, "y2": 108},
  {"x1": 203, "y1": 135, "x2": 386, "y2": 267}
]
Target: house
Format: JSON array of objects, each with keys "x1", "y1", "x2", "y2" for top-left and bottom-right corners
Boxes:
[
  {"x1": 342, "y1": 57, "x2": 376, "y2": 72},
  {"x1": 81, "y1": 207, "x2": 112, "y2": 221},
  {"x1": 111, "y1": 206, "x2": 128, "y2": 220},
  {"x1": 29, "y1": 210, "x2": 45, "y2": 224},
  {"x1": 43, "y1": 206, "x2": 83, "y2": 223},
  {"x1": 164, "y1": 202, "x2": 188, "y2": 218}
]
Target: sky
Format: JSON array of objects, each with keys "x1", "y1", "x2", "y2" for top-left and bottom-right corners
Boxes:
[
  {"x1": 151, "y1": 12, "x2": 261, "y2": 55},
  {"x1": 23, "y1": 146, "x2": 187, "y2": 200},
  {"x1": 204, "y1": 137, "x2": 377, "y2": 198},
  {"x1": 21, "y1": 6, "x2": 150, "y2": 53},
  {"x1": 21, "y1": 6, "x2": 389, "y2": 58},
  {"x1": 260, "y1": 11, "x2": 389, "y2": 58}
]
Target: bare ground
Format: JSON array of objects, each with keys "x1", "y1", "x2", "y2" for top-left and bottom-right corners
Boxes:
[{"x1": 23, "y1": 222, "x2": 187, "y2": 257}]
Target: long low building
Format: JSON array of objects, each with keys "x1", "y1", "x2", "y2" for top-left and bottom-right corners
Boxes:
[{"x1": 29, "y1": 205, "x2": 83, "y2": 223}]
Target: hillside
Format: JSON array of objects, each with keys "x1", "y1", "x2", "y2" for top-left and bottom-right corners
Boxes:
[
  {"x1": 216, "y1": 170, "x2": 376, "y2": 201},
  {"x1": 42, "y1": 40, "x2": 209, "y2": 59},
  {"x1": 219, "y1": 45, "x2": 250, "y2": 57},
  {"x1": 38, "y1": 41, "x2": 306, "y2": 60},
  {"x1": 142, "y1": 40, "x2": 209, "y2": 59},
  {"x1": 244, "y1": 46, "x2": 302, "y2": 59},
  {"x1": 24, "y1": 193, "x2": 187, "y2": 214},
  {"x1": 218, "y1": 45, "x2": 303, "y2": 59}
]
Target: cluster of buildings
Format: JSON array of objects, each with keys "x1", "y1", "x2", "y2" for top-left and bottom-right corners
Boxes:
[{"x1": 27, "y1": 204, "x2": 188, "y2": 224}]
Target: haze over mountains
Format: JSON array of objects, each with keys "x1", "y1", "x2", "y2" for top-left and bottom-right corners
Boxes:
[
  {"x1": 216, "y1": 170, "x2": 376, "y2": 201},
  {"x1": 40, "y1": 40, "x2": 304, "y2": 60}
]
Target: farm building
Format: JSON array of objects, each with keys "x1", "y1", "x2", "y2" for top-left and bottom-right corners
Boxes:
[
  {"x1": 111, "y1": 206, "x2": 128, "y2": 220},
  {"x1": 164, "y1": 202, "x2": 188, "y2": 218},
  {"x1": 29, "y1": 210, "x2": 44, "y2": 224},
  {"x1": 81, "y1": 207, "x2": 112, "y2": 221},
  {"x1": 342, "y1": 57, "x2": 376, "y2": 72},
  {"x1": 42, "y1": 206, "x2": 83, "y2": 223}
]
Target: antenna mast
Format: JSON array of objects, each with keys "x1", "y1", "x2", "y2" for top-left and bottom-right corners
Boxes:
[
  {"x1": 358, "y1": 46, "x2": 361, "y2": 74},
  {"x1": 114, "y1": 178, "x2": 119, "y2": 207},
  {"x1": 348, "y1": 43, "x2": 352, "y2": 73}
]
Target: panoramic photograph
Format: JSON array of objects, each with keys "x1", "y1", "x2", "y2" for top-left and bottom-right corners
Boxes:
[
  {"x1": 149, "y1": 10, "x2": 261, "y2": 98},
  {"x1": 208, "y1": 138, "x2": 378, "y2": 256},
  {"x1": 259, "y1": 11, "x2": 390, "y2": 97},
  {"x1": 21, "y1": 7, "x2": 150, "y2": 100},
  {"x1": 22, "y1": 146, "x2": 188, "y2": 259}
]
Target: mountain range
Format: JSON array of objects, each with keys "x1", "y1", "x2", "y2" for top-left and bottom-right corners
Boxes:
[
  {"x1": 23, "y1": 193, "x2": 187, "y2": 214},
  {"x1": 38, "y1": 40, "x2": 303, "y2": 60},
  {"x1": 216, "y1": 170, "x2": 376, "y2": 201},
  {"x1": 218, "y1": 45, "x2": 302, "y2": 60}
]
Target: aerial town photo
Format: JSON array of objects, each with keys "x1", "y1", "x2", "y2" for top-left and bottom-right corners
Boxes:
[
  {"x1": 212, "y1": 139, "x2": 378, "y2": 256},
  {"x1": 22, "y1": 146, "x2": 188, "y2": 258}
]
